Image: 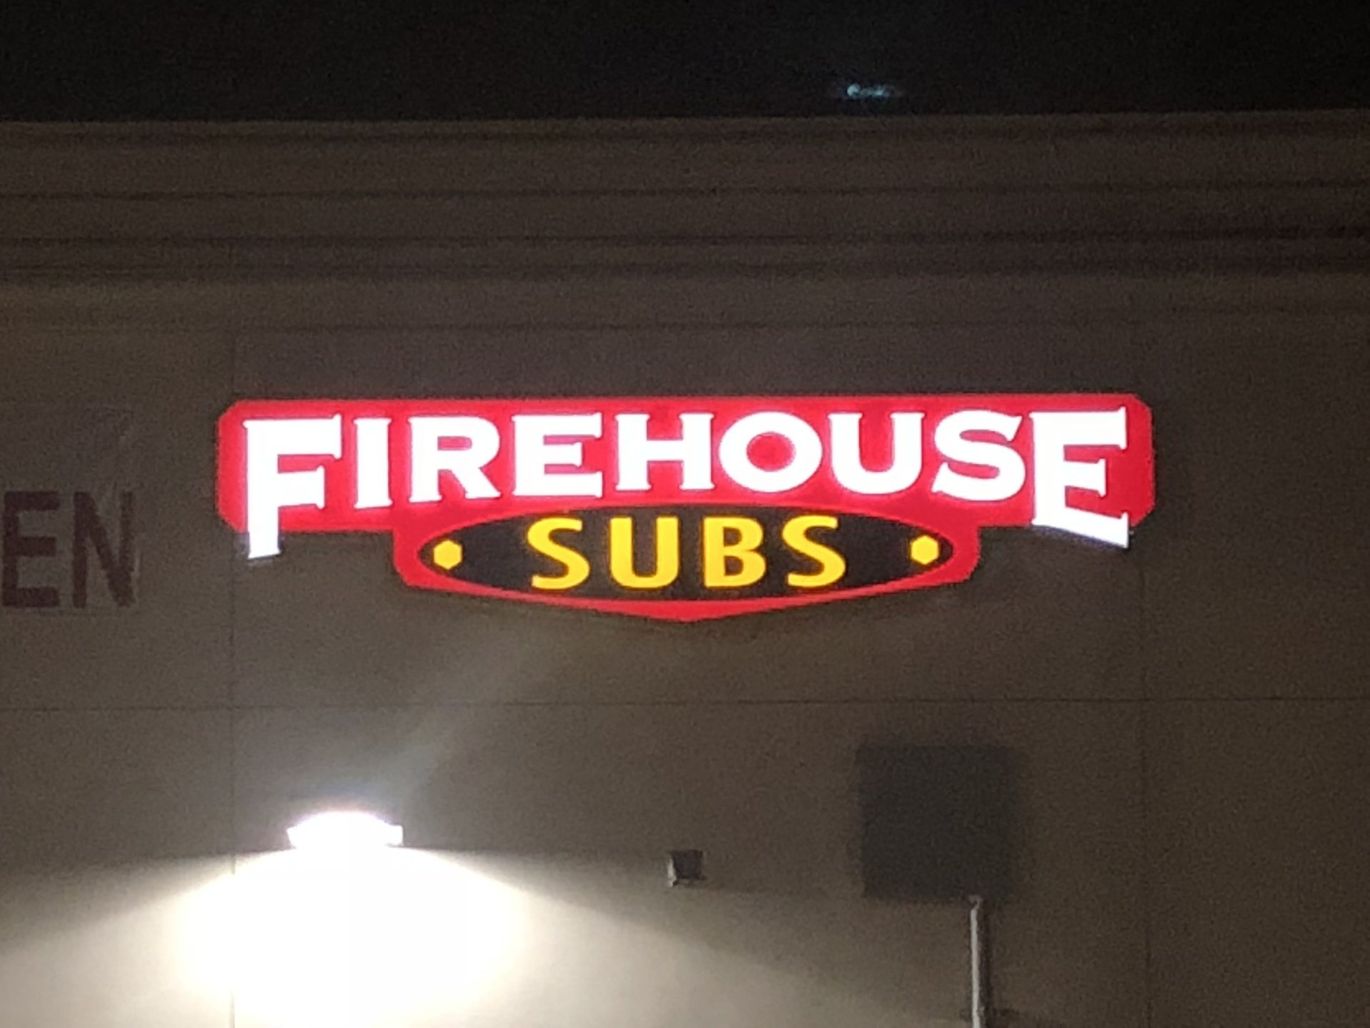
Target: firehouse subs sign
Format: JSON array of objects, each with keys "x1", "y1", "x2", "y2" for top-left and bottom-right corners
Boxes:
[{"x1": 217, "y1": 396, "x2": 1153, "y2": 621}]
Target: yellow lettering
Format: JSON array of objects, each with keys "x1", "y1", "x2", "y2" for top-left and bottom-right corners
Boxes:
[
  {"x1": 527, "y1": 516, "x2": 590, "y2": 590},
  {"x1": 609, "y1": 515, "x2": 680, "y2": 589},
  {"x1": 703, "y1": 516, "x2": 766, "y2": 588},
  {"x1": 782, "y1": 514, "x2": 845, "y2": 588}
]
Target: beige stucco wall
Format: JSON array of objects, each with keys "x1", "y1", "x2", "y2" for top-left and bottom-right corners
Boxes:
[{"x1": 0, "y1": 115, "x2": 1367, "y2": 1027}]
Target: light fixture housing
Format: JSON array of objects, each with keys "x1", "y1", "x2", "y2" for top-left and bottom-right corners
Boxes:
[
  {"x1": 666, "y1": 849, "x2": 705, "y2": 887},
  {"x1": 286, "y1": 811, "x2": 404, "y2": 852}
]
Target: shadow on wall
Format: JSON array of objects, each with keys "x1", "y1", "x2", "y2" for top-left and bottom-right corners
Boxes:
[{"x1": 454, "y1": 851, "x2": 971, "y2": 1026}]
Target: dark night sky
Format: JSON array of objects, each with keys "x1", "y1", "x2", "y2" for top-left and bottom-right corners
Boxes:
[{"x1": 3, "y1": 1, "x2": 1369, "y2": 120}]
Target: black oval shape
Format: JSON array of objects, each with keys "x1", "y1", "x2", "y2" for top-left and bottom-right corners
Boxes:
[{"x1": 420, "y1": 506, "x2": 951, "y2": 602}]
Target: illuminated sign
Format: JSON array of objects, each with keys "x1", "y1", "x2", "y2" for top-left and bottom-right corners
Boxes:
[{"x1": 217, "y1": 396, "x2": 1153, "y2": 620}]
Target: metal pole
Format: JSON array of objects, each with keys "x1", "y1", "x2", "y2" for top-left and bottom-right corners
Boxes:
[{"x1": 968, "y1": 894, "x2": 989, "y2": 1028}]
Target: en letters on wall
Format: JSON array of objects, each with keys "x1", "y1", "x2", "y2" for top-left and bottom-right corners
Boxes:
[{"x1": 0, "y1": 405, "x2": 137, "y2": 611}]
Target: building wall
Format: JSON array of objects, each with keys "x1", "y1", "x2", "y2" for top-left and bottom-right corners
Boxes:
[{"x1": 0, "y1": 115, "x2": 1367, "y2": 1027}]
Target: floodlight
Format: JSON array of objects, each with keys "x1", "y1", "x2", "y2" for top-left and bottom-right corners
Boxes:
[{"x1": 286, "y1": 811, "x2": 403, "y2": 852}]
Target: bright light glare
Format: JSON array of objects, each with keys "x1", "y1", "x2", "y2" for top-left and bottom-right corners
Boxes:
[
  {"x1": 286, "y1": 811, "x2": 403, "y2": 852},
  {"x1": 213, "y1": 848, "x2": 525, "y2": 1028}
]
